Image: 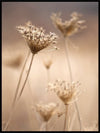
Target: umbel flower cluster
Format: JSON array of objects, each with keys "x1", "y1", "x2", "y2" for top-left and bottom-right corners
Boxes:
[
  {"x1": 35, "y1": 103, "x2": 58, "y2": 122},
  {"x1": 51, "y1": 12, "x2": 86, "y2": 37},
  {"x1": 47, "y1": 80, "x2": 81, "y2": 105},
  {"x1": 17, "y1": 21, "x2": 58, "y2": 54}
]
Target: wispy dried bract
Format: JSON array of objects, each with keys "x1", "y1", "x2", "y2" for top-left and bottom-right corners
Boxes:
[
  {"x1": 35, "y1": 103, "x2": 58, "y2": 122},
  {"x1": 47, "y1": 79, "x2": 81, "y2": 105},
  {"x1": 51, "y1": 12, "x2": 86, "y2": 37},
  {"x1": 16, "y1": 21, "x2": 58, "y2": 54}
]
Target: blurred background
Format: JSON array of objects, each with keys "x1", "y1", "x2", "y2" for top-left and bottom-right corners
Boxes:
[{"x1": 2, "y1": 2, "x2": 98, "y2": 131}]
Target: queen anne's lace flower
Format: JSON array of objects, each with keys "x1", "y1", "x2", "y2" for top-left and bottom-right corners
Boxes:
[
  {"x1": 51, "y1": 12, "x2": 86, "y2": 37},
  {"x1": 35, "y1": 103, "x2": 58, "y2": 122},
  {"x1": 47, "y1": 79, "x2": 81, "y2": 105},
  {"x1": 17, "y1": 21, "x2": 58, "y2": 54}
]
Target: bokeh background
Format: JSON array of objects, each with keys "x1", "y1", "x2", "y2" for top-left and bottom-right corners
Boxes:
[{"x1": 2, "y1": 2, "x2": 98, "y2": 131}]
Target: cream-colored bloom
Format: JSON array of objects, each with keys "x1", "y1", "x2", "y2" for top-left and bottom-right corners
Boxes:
[
  {"x1": 51, "y1": 12, "x2": 86, "y2": 37},
  {"x1": 35, "y1": 103, "x2": 58, "y2": 122},
  {"x1": 17, "y1": 21, "x2": 58, "y2": 54},
  {"x1": 47, "y1": 79, "x2": 81, "y2": 105}
]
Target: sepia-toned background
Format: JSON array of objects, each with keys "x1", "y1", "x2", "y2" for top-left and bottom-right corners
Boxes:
[{"x1": 2, "y1": 2, "x2": 98, "y2": 131}]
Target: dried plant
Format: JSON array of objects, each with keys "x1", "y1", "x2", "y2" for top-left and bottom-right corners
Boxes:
[
  {"x1": 4, "y1": 21, "x2": 58, "y2": 131},
  {"x1": 47, "y1": 80, "x2": 81, "y2": 105},
  {"x1": 51, "y1": 12, "x2": 86, "y2": 131},
  {"x1": 17, "y1": 21, "x2": 58, "y2": 54},
  {"x1": 51, "y1": 12, "x2": 86, "y2": 37},
  {"x1": 34, "y1": 102, "x2": 58, "y2": 131},
  {"x1": 47, "y1": 79, "x2": 81, "y2": 131},
  {"x1": 15, "y1": 21, "x2": 58, "y2": 102}
]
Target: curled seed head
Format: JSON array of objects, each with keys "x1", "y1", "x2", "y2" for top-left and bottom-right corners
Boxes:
[{"x1": 51, "y1": 12, "x2": 86, "y2": 37}]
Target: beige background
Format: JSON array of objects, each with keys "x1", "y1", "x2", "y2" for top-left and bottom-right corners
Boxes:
[{"x1": 2, "y1": 2, "x2": 98, "y2": 131}]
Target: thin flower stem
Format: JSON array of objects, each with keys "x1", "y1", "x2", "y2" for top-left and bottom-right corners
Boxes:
[
  {"x1": 64, "y1": 39, "x2": 73, "y2": 82},
  {"x1": 4, "y1": 50, "x2": 30, "y2": 131},
  {"x1": 12, "y1": 50, "x2": 30, "y2": 107},
  {"x1": 27, "y1": 78, "x2": 34, "y2": 104},
  {"x1": 64, "y1": 105, "x2": 68, "y2": 131},
  {"x1": 4, "y1": 53, "x2": 34, "y2": 131},
  {"x1": 17, "y1": 54, "x2": 34, "y2": 101},
  {"x1": 64, "y1": 37, "x2": 82, "y2": 131},
  {"x1": 68, "y1": 107, "x2": 76, "y2": 131}
]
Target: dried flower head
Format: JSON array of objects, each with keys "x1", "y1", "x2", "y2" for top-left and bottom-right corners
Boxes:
[
  {"x1": 35, "y1": 102, "x2": 58, "y2": 122},
  {"x1": 17, "y1": 21, "x2": 58, "y2": 54},
  {"x1": 47, "y1": 79, "x2": 81, "y2": 105},
  {"x1": 43, "y1": 58, "x2": 52, "y2": 69},
  {"x1": 51, "y1": 12, "x2": 86, "y2": 37}
]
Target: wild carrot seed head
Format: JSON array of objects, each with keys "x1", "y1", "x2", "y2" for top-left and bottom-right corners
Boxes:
[
  {"x1": 51, "y1": 12, "x2": 86, "y2": 37},
  {"x1": 16, "y1": 21, "x2": 58, "y2": 54},
  {"x1": 47, "y1": 79, "x2": 81, "y2": 105},
  {"x1": 35, "y1": 102, "x2": 58, "y2": 122}
]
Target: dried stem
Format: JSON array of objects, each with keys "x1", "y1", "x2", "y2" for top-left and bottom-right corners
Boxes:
[
  {"x1": 3, "y1": 50, "x2": 30, "y2": 131},
  {"x1": 17, "y1": 53, "x2": 34, "y2": 101},
  {"x1": 12, "y1": 50, "x2": 30, "y2": 107},
  {"x1": 4, "y1": 52, "x2": 34, "y2": 131},
  {"x1": 68, "y1": 107, "x2": 77, "y2": 131},
  {"x1": 63, "y1": 105, "x2": 68, "y2": 131},
  {"x1": 64, "y1": 36, "x2": 82, "y2": 130},
  {"x1": 27, "y1": 78, "x2": 34, "y2": 104}
]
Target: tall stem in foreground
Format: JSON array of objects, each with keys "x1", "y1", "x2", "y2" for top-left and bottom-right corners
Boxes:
[
  {"x1": 17, "y1": 54, "x2": 34, "y2": 101},
  {"x1": 4, "y1": 53, "x2": 34, "y2": 131},
  {"x1": 12, "y1": 50, "x2": 30, "y2": 107},
  {"x1": 64, "y1": 37, "x2": 82, "y2": 131}
]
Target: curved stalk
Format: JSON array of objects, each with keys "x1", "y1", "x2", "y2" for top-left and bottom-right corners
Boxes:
[{"x1": 64, "y1": 37, "x2": 82, "y2": 131}]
